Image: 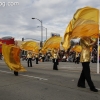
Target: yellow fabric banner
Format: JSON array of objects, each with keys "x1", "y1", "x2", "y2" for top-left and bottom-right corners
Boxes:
[
  {"x1": 21, "y1": 41, "x2": 39, "y2": 53},
  {"x1": 71, "y1": 45, "x2": 82, "y2": 52},
  {"x1": 2, "y1": 44, "x2": 26, "y2": 72},
  {"x1": 42, "y1": 36, "x2": 62, "y2": 53},
  {"x1": 71, "y1": 45, "x2": 92, "y2": 52},
  {"x1": 62, "y1": 6, "x2": 99, "y2": 51}
]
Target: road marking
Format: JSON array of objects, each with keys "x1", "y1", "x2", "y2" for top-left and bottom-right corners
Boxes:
[
  {"x1": 0, "y1": 70, "x2": 13, "y2": 74},
  {"x1": 0, "y1": 70, "x2": 48, "y2": 81},
  {"x1": 20, "y1": 74, "x2": 48, "y2": 80}
]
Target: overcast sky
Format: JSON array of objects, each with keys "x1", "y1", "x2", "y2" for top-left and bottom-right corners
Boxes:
[{"x1": 0, "y1": 0, "x2": 99, "y2": 41}]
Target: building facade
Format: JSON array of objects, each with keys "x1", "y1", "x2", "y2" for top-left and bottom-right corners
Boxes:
[{"x1": 0, "y1": 36, "x2": 15, "y2": 53}]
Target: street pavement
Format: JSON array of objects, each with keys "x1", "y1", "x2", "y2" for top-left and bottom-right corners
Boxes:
[{"x1": 0, "y1": 60, "x2": 100, "y2": 100}]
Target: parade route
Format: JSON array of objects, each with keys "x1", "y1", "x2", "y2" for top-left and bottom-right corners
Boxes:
[{"x1": 0, "y1": 60, "x2": 100, "y2": 100}]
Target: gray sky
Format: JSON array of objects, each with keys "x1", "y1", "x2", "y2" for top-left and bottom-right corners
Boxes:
[{"x1": 0, "y1": 0, "x2": 99, "y2": 41}]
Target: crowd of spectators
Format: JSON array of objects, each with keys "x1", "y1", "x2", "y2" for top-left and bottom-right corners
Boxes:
[
  {"x1": 0, "y1": 45, "x2": 99, "y2": 64},
  {"x1": 19, "y1": 46, "x2": 100, "y2": 64}
]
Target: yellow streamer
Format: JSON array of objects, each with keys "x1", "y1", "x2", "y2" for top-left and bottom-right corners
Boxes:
[{"x1": 2, "y1": 44, "x2": 26, "y2": 72}]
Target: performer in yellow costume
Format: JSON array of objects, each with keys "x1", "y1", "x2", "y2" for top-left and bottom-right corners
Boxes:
[
  {"x1": 77, "y1": 37, "x2": 98, "y2": 92},
  {"x1": 52, "y1": 52, "x2": 59, "y2": 70},
  {"x1": 2, "y1": 44, "x2": 26, "y2": 76},
  {"x1": 27, "y1": 52, "x2": 33, "y2": 67}
]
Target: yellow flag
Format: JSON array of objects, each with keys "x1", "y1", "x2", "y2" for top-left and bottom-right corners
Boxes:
[
  {"x1": 72, "y1": 6, "x2": 99, "y2": 38},
  {"x1": 62, "y1": 20, "x2": 73, "y2": 50},
  {"x1": 73, "y1": 6, "x2": 99, "y2": 24},
  {"x1": 2, "y1": 44, "x2": 26, "y2": 72},
  {"x1": 62, "y1": 6, "x2": 99, "y2": 51},
  {"x1": 42, "y1": 36, "x2": 62, "y2": 53},
  {"x1": 71, "y1": 45, "x2": 82, "y2": 52},
  {"x1": 21, "y1": 41, "x2": 39, "y2": 53}
]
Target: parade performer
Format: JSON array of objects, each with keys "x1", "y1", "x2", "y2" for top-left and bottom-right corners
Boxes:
[
  {"x1": 2, "y1": 44, "x2": 26, "y2": 76},
  {"x1": 52, "y1": 53, "x2": 59, "y2": 70},
  {"x1": 27, "y1": 52, "x2": 33, "y2": 67},
  {"x1": 75, "y1": 52, "x2": 80, "y2": 64},
  {"x1": 77, "y1": 37, "x2": 98, "y2": 92},
  {"x1": 35, "y1": 54, "x2": 39, "y2": 64},
  {"x1": 42, "y1": 54, "x2": 45, "y2": 62},
  {"x1": 14, "y1": 71, "x2": 18, "y2": 76}
]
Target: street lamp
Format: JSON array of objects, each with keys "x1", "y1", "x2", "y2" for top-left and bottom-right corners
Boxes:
[
  {"x1": 37, "y1": 26, "x2": 47, "y2": 41},
  {"x1": 43, "y1": 27, "x2": 47, "y2": 40},
  {"x1": 32, "y1": 18, "x2": 43, "y2": 47}
]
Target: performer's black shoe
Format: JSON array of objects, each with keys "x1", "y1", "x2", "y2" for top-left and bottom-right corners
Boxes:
[
  {"x1": 53, "y1": 69, "x2": 58, "y2": 70},
  {"x1": 90, "y1": 88, "x2": 98, "y2": 92},
  {"x1": 14, "y1": 71, "x2": 18, "y2": 76},
  {"x1": 77, "y1": 85, "x2": 86, "y2": 88}
]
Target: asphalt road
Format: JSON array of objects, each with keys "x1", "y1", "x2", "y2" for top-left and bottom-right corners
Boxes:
[{"x1": 0, "y1": 60, "x2": 100, "y2": 100}]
